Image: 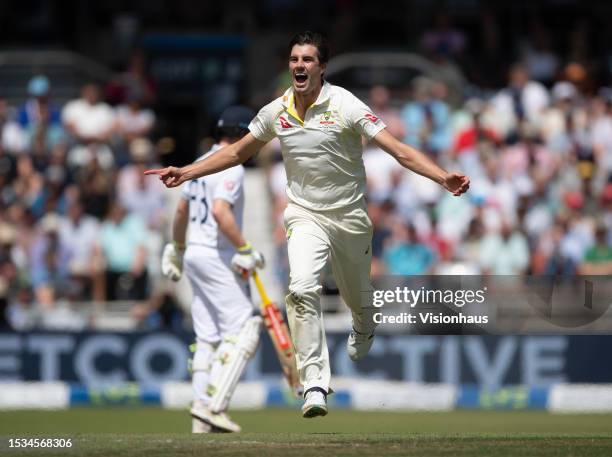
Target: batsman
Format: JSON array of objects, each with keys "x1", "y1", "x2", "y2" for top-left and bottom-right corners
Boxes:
[
  {"x1": 148, "y1": 31, "x2": 470, "y2": 419},
  {"x1": 161, "y1": 106, "x2": 264, "y2": 433}
]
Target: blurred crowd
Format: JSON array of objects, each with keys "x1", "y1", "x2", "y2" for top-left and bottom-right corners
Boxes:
[
  {"x1": 0, "y1": 69, "x2": 174, "y2": 329},
  {"x1": 2, "y1": 14, "x2": 612, "y2": 328},
  {"x1": 266, "y1": 64, "x2": 612, "y2": 290}
]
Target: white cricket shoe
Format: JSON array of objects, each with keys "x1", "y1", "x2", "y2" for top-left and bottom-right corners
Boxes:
[
  {"x1": 301, "y1": 389, "x2": 328, "y2": 418},
  {"x1": 192, "y1": 417, "x2": 212, "y2": 434},
  {"x1": 346, "y1": 328, "x2": 374, "y2": 361},
  {"x1": 190, "y1": 400, "x2": 241, "y2": 433}
]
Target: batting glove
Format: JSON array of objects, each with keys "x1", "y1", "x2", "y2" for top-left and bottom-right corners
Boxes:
[
  {"x1": 231, "y1": 242, "x2": 265, "y2": 277},
  {"x1": 161, "y1": 241, "x2": 185, "y2": 281}
]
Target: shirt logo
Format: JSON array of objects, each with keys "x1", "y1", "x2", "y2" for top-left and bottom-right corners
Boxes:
[
  {"x1": 279, "y1": 116, "x2": 292, "y2": 129},
  {"x1": 320, "y1": 110, "x2": 335, "y2": 125},
  {"x1": 364, "y1": 113, "x2": 379, "y2": 123},
  {"x1": 224, "y1": 180, "x2": 236, "y2": 191}
]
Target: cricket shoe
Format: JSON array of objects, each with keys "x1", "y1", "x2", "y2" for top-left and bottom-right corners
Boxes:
[
  {"x1": 192, "y1": 417, "x2": 213, "y2": 434},
  {"x1": 190, "y1": 401, "x2": 242, "y2": 433},
  {"x1": 211, "y1": 412, "x2": 242, "y2": 433},
  {"x1": 301, "y1": 388, "x2": 328, "y2": 418},
  {"x1": 346, "y1": 328, "x2": 374, "y2": 361}
]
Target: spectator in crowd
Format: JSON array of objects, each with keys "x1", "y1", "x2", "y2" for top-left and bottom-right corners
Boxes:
[
  {"x1": 100, "y1": 199, "x2": 148, "y2": 301},
  {"x1": 452, "y1": 216, "x2": 485, "y2": 274},
  {"x1": 0, "y1": 222, "x2": 19, "y2": 289},
  {"x1": 491, "y1": 63, "x2": 550, "y2": 138},
  {"x1": 363, "y1": 121, "x2": 404, "y2": 204},
  {"x1": 558, "y1": 200, "x2": 595, "y2": 267},
  {"x1": 401, "y1": 78, "x2": 451, "y2": 155},
  {"x1": 452, "y1": 98, "x2": 500, "y2": 158},
  {"x1": 578, "y1": 224, "x2": 612, "y2": 275},
  {"x1": 591, "y1": 90, "x2": 612, "y2": 184},
  {"x1": 0, "y1": 98, "x2": 27, "y2": 154},
  {"x1": 383, "y1": 223, "x2": 436, "y2": 275},
  {"x1": 12, "y1": 155, "x2": 44, "y2": 210},
  {"x1": 500, "y1": 123, "x2": 558, "y2": 195},
  {"x1": 62, "y1": 83, "x2": 115, "y2": 170},
  {"x1": 479, "y1": 220, "x2": 530, "y2": 275},
  {"x1": 540, "y1": 81, "x2": 584, "y2": 150},
  {"x1": 58, "y1": 196, "x2": 105, "y2": 301},
  {"x1": 30, "y1": 160, "x2": 74, "y2": 220},
  {"x1": 29, "y1": 213, "x2": 73, "y2": 308},
  {"x1": 116, "y1": 138, "x2": 165, "y2": 228},
  {"x1": 18, "y1": 75, "x2": 64, "y2": 149},
  {"x1": 114, "y1": 94, "x2": 155, "y2": 167},
  {"x1": 75, "y1": 153, "x2": 114, "y2": 220},
  {"x1": 368, "y1": 200, "x2": 394, "y2": 276},
  {"x1": 533, "y1": 220, "x2": 576, "y2": 276}
]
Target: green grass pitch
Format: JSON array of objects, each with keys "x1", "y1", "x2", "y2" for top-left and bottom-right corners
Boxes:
[{"x1": 1, "y1": 408, "x2": 612, "y2": 456}]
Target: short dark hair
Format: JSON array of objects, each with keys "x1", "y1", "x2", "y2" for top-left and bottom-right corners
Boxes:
[{"x1": 288, "y1": 31, "x2": 330, "y2": 65}]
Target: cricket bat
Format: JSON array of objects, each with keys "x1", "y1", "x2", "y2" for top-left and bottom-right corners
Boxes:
[{"x1": 252, "y1": 270, "x2": 302, "y2": 398}]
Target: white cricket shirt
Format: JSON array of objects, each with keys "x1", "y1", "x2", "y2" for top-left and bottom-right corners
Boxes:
[
  {"x1": 249, "y1": 82, "x2": 386, "y2": 211},
  {"x1": 181, "y1": 145, "x2": 244, "y2": 251}
]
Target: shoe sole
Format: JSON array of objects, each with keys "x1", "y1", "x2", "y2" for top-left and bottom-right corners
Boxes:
[{"x1": 302, "y1": 405, "x2": 328, "y2": 418}]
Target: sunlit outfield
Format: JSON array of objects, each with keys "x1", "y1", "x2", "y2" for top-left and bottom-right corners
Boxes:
[{"x1": 1, "y1": 408, "x2": 612, "y2": 456}]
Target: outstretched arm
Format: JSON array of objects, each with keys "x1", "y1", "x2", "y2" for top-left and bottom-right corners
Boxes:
[
  {"x1": 373, "y1": 128, "x2": 469, "y2": 196},
  {"x1": 145, "y1": 133, "x2": 266, "y2": 187}
]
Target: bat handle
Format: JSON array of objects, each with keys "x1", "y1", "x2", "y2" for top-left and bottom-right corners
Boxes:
[{"x1": 252, "y1": 270, "x2": 272, "y2": 305}]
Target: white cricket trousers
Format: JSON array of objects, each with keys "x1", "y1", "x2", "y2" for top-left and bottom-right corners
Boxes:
[
  {"x1": 184, "y1": 245, "x2": 253, "y2": 343},
  {"x1": 283, "y1": 201, "x2": 376, "y2": 394}
]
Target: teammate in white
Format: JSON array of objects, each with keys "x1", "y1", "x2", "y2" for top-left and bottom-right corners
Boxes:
[
  {"x1": 147, "y1": 31, "x2": 470, "y2": 419},
  {"x1": 161, "y1": 106, "x2": 264, "y2": 433}
]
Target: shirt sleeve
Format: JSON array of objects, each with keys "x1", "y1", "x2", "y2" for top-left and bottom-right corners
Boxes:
[
  {"x1": 345, "y1": 93, "x2": 387, "y2": 140},
  {"x1": 213, "y1": 167, "x2": 244, "y2": 206},
  {"x1": 248, "y1": 103, "x2": 277, "y2": 143}
]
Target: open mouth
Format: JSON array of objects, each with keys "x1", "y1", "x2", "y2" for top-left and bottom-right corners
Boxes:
[{"x1": 294, "y1": 73, "x2": 308, "y2": 85}]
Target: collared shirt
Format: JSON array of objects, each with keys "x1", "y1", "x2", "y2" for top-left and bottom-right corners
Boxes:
[
  {"x1": 181, "y1": 145, "x2": 245, "y2": 251},
  {"x1": 249, "y1": 82, "x2": 386, "y2": 211}
]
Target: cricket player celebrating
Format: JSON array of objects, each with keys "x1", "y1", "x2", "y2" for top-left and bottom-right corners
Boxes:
[
  {"x1": 148, "y1": 31, "x2": 470, "y2": 419},
  {"x1": 161, "y1": 106, "x2": 264, "y2": 433}
]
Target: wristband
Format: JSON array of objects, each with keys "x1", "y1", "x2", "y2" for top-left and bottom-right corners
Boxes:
[
  {"x1": 173, "y1": 241, "x2": 186, "y2": 251},
  {"x1": 237, "y1": 241, "x2": 252, "y2": 253}
]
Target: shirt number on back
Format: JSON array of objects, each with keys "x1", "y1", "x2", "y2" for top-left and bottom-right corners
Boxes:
[{"x1": 189, "y1": 180, "x2": 209, "y2": 224}]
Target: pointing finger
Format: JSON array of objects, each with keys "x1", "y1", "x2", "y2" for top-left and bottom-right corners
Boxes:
[{"x1": 144, "y1": 168, "x2": 166, "y2": 176}]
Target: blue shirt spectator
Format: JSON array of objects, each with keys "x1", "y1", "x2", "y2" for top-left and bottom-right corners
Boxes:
[
  {"x1": 383, "y1": 224, "x2": 436, "y2": 275},
  {"x1": 101, "y1": 204, "x2": 147, "y2": 273},
  {"x1": 401, "y1": 98, "x2": 451, "y2": 155}
]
